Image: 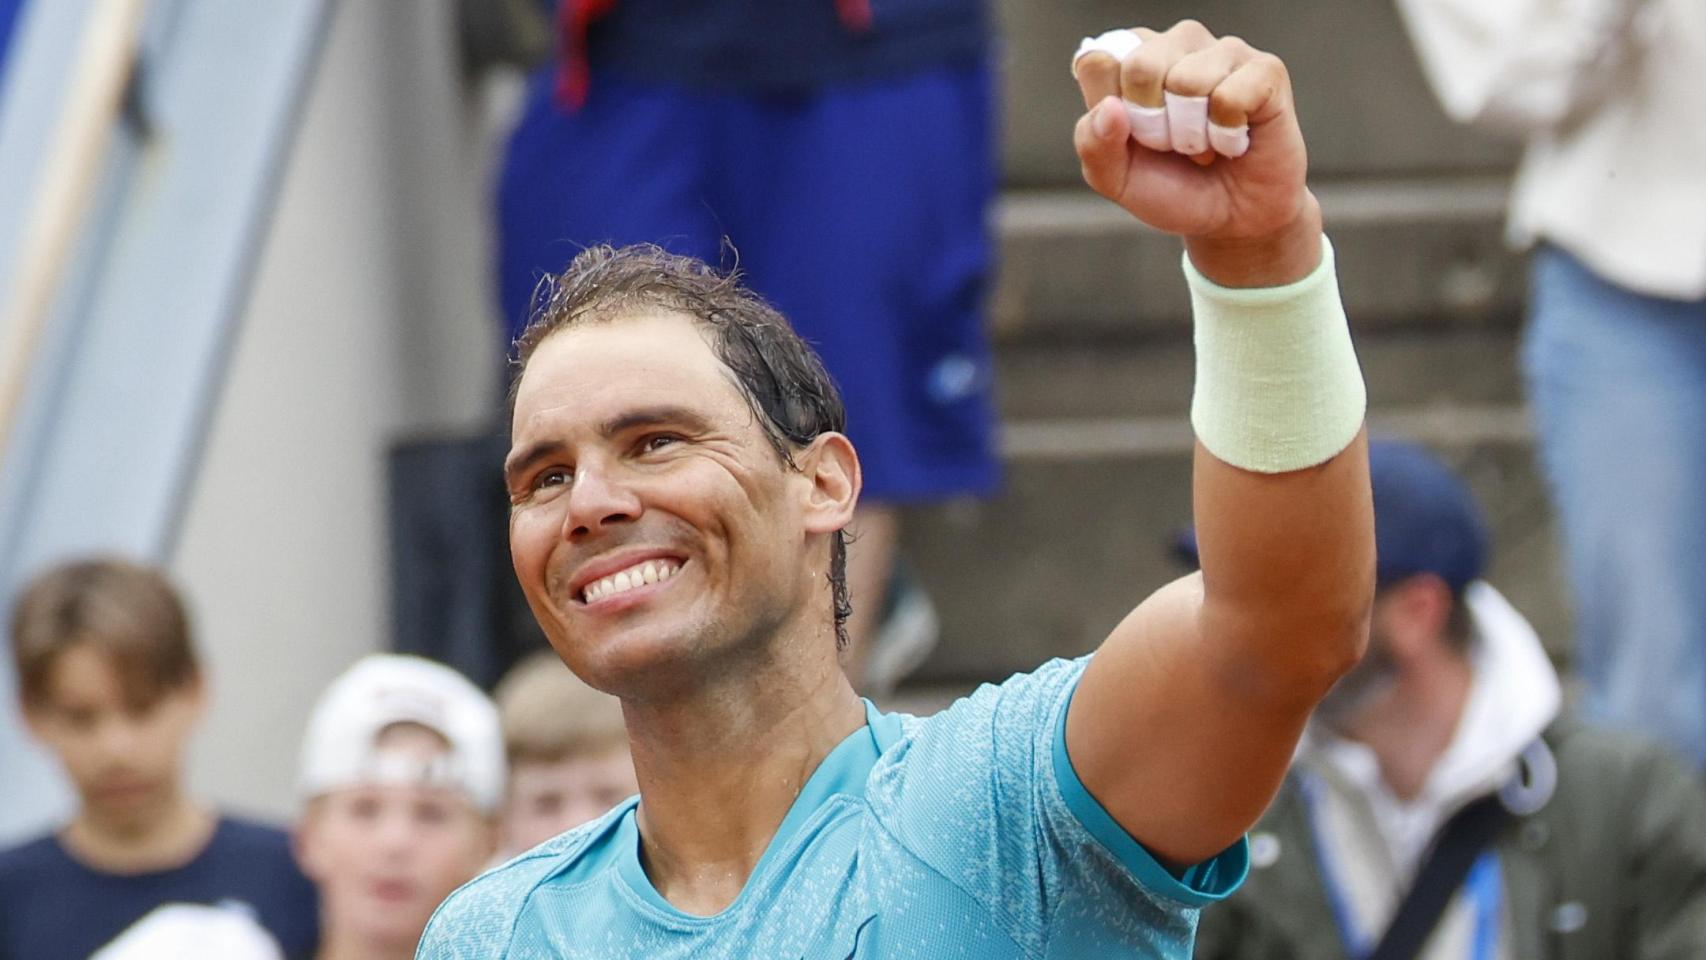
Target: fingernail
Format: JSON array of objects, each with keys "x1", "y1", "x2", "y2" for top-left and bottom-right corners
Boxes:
[{"x1": 1092, "y1": 100, "x2": 1115, "y2": 139}]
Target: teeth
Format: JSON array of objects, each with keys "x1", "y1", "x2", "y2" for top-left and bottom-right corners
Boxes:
[{"x1": 582, "y1": 560, "x2": 679, "y2": 603}]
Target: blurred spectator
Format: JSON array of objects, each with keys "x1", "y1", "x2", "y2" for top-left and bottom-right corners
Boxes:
[
  {"x1": 493, "y1": 0, "x2": 999, "y2": 693},
  {"x1": 0, "y1": 558, "x2": 317, "y2": 960},
  {"x1": 493, "y1": 651, "x2": 636, "y2": 857},
  {"x1": 293, "y1": 654, "x2": 502, "y2": 960},
  {"x1": 1189, "y1": 441, "x2": 1706, "y2": 960},
  {"x1": 1394, "y1": 0, "x2": 1706, "y2": 769}
]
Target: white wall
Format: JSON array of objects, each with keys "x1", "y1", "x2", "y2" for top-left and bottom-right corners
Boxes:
[{"x1": 172, "y1": 0, "x2": 505, "y2": 822}]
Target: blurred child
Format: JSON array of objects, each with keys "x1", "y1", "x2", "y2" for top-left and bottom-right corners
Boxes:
[
  {"x1": 492, "y1": 652, "x2": 636, "y2": 857},
  {"x1": 293, "y1": 654, "x2": 502, "y2": 960},
  {"x1": 0, "y1": 558, "x2": 317, "y2": 960}
]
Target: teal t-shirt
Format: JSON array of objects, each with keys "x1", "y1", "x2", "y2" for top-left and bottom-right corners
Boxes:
[{"x1": 417, "y1": 657, "x2": 1248, "y2": 958}]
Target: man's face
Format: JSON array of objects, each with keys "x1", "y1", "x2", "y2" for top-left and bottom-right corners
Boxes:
[
  {"x1": 505, "y1": 313, "x2": 822, "y2": 695},
  {"x1": 295, "y1": 726, "x2": 493, "y2": 952},
  {"x1": 501, "y1": 744, "x2": 639, "y2": 856},
  {"x1": 24, "y1": 645, "x2": 202, "y2": 827}
]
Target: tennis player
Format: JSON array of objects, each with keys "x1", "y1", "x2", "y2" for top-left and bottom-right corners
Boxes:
[{"x1": 418, "y1": 17, "x2": 1373, "y2": 958}]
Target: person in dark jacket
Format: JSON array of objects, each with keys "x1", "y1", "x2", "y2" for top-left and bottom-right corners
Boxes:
[{"x1": 1191, "y1": 441, "x2": 1706, "y2": 960}]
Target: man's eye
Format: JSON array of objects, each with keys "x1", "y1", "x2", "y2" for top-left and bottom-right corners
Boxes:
[
  {"x1": 535, "y1": 468, "x2": 570, "y2": 490},
  {"x1": 641, "y1": 434, "x2": 681, "y2": 453}
]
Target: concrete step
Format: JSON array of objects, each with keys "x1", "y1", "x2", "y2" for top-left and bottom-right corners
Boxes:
[
  {"x1": 991, "y1": 179, "x2": 1524, "y2": 339},
  {"x1": 994, "y1": 0, "x2": 1518, "y2": 185},
  {"x1": 899, "y1": 322, "x2": 1569, "y2": 687},
  {"x1": 901, "y1": 432, "x2": 1567, "y2": 687}
]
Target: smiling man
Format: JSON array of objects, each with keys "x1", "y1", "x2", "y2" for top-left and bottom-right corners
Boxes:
[{"x1": 419, "y1": 18, "x2": 1373, "y2": 959}]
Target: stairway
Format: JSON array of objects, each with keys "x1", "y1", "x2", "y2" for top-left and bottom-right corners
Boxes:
[{"x1": 899, "y1": 0, "x2": 1571, "y2": 687}]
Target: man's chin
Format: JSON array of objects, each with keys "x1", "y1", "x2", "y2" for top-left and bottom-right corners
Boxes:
[{"x1": 562, "y1": 625, "x2": 719, "y2": 696}]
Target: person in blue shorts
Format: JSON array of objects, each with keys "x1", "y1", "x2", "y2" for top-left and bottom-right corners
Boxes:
[
  {"x1": 420, "y1": 19, "x2": 1375, "y2": 958},
  {"x1": 0, "y1": 558, "x2": 318, "y2": 960},
  {"x1": 495, "y1": 0, "x2": 998, "y2": 689}
]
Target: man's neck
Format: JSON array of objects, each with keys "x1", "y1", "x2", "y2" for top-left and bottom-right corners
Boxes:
[
  {"x1": 626, "y1": 637, "x2": 865, "y2": 916},
  {"x1": 61, "y1": 791, "x2": 215, "y2": 874},
  {"x1": 1341, "y1": 653, "x2": 1474, "y2": 804}
]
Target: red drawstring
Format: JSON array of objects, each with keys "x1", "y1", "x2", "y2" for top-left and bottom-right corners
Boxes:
[
  {"x1": 835, "y1": 0, "x2": 873, "y2": 32},
  {"x1": 554, "y1": 0, "x2": 619, "y2": 111},
  {"x1": 555, "y1": 0, "x2": 873, "y2": 112}
]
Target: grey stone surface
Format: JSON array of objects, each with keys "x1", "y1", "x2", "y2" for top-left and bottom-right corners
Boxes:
[
  {"x1": 994, "y1": 0, "x2": 1518, "y2": 186},
  {"x1": 992, "y1": 182, "x2": 1525, "y2": 337},
  {"x1": 901, "y1": 439, "x2": 1571, "y2": 685},
  {"x1": 995, "y1": 326, "x2": 1526, "y2": 421},
  {"x1": 893, "y1": 0, "x2": 1570, "y2": 699}
]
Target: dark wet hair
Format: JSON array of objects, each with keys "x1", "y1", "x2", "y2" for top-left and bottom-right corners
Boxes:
[{"x1": 510, "y1": 244, "x2": 853, "y2": 649}]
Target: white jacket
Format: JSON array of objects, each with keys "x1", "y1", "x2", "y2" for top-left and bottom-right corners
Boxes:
[
  {"x1": 1298, "y1": 583, "x2": 1563, "y2": 960},
  {"x1": 1394, "y1": 0, "x2": 1706, "y2": 299}
]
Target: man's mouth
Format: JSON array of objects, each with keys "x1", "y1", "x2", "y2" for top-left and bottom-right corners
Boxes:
[{"x1": 581, "y1": 559, "x2": 683, "y2": 604}]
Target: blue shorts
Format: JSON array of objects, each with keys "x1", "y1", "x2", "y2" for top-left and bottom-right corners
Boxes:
[{"x1": 495, "y1": 65, "x2": 1000, "y2": 502}]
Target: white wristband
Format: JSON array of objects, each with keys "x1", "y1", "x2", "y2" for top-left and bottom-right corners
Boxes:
[{"x1": 1186, "y1": 236, "x2": 1366, "y2": 474}]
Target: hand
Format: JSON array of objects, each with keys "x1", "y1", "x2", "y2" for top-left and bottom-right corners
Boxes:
[{"x1": 1072, "y1": 20, "x2": 1321, "y2": 285}]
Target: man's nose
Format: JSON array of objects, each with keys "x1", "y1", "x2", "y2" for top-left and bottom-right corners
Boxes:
[{"x1": 562, "y1": 462, "x2": 643, "y2": 539}]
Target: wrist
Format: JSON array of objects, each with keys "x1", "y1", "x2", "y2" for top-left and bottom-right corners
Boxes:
[
  {"x1": 1185, "y1": 233, "x2": 1366, "y2": 474},
  {"x1": 1184, "y1": 194, "x2": 1324, "y2": 288}
]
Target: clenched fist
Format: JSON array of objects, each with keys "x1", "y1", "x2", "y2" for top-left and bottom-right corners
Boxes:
[{"x1": 1071, "y1": 20, "x2": 1322, "y2": 287}]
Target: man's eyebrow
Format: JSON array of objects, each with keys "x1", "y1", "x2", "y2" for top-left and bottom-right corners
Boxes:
[
  {"x1": 598, "y1": 405, "x2": 713, "y2": 438},
  {"x1": 503, "y1": 440, "x2": 564, "y2": 483}
]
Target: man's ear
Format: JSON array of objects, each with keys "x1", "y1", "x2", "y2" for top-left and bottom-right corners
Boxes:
[{"x1": 797, "y1": 432, "x2": 860, "y2": 535}]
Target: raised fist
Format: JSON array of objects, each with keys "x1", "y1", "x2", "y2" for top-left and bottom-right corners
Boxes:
[{"x1": 1071, "y1": 20, "x2": 1315, "y2": 255}]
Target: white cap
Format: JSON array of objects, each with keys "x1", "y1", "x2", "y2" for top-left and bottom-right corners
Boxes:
[
  {"x1": 91, "y1": 904, "x2": 282, "y2": 960},
  {"x1": 298, "y1": 654, "x2": 505, "y2": 812}
]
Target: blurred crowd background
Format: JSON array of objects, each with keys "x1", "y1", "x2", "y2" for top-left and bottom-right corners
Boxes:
[{"x1": 0, "y1": 0, "x2": 1701, "y2": 955}]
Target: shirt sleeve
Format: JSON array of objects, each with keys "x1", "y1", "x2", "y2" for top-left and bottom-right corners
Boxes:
[
  {"x1": 414, "y1": 867, "x2": 532, "y2": 960},
  {"x1": 1391, "y1": 0, "x2": 1654, "y2": 132},
  {"x1": 868, "y1": 656, "x2": 1248, "y2": 958}
]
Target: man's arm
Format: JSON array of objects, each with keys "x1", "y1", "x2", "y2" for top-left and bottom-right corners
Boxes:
[{"x1": 1063, "y1": 20, "x2": 1374, "y2": 868}]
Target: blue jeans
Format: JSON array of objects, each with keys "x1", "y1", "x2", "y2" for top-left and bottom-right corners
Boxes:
[{"x1": 1523, "y1": 246, "x2": 1706, "y2": 768}]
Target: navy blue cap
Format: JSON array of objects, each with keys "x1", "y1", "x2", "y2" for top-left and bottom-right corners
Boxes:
[{"x1": 1172, "y1": 439, "x2": 1489, "y2": 592}]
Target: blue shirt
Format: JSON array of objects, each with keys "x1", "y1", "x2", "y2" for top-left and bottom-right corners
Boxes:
[
  {"x1": 418, "y1": 657, "x2": 1248, "y2": 958},
  {"x1": 0, "y1": 816, "x2": 319, "y2": 960}
]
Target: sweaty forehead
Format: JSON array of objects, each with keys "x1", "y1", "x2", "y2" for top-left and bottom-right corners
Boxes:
[{"x1": 512, "y1": 312, "x2": 745, "y2": 427}]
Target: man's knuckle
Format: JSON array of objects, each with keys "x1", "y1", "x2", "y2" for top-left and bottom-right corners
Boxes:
[
  {"x1": 1121, "y1": 53, "x2": 1163, "y2": 88},
  {"x1": 1218, "y1": 35, "x2": 1254, "y2": 57},
  {"x1": 1171, "y1": 18, "x2": 1211, "y2": 39}
]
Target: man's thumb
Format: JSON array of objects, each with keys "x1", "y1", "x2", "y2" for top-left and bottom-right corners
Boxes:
[{"x1": 1075, "y1": 97, "x2": 1129, "y2": 200}]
